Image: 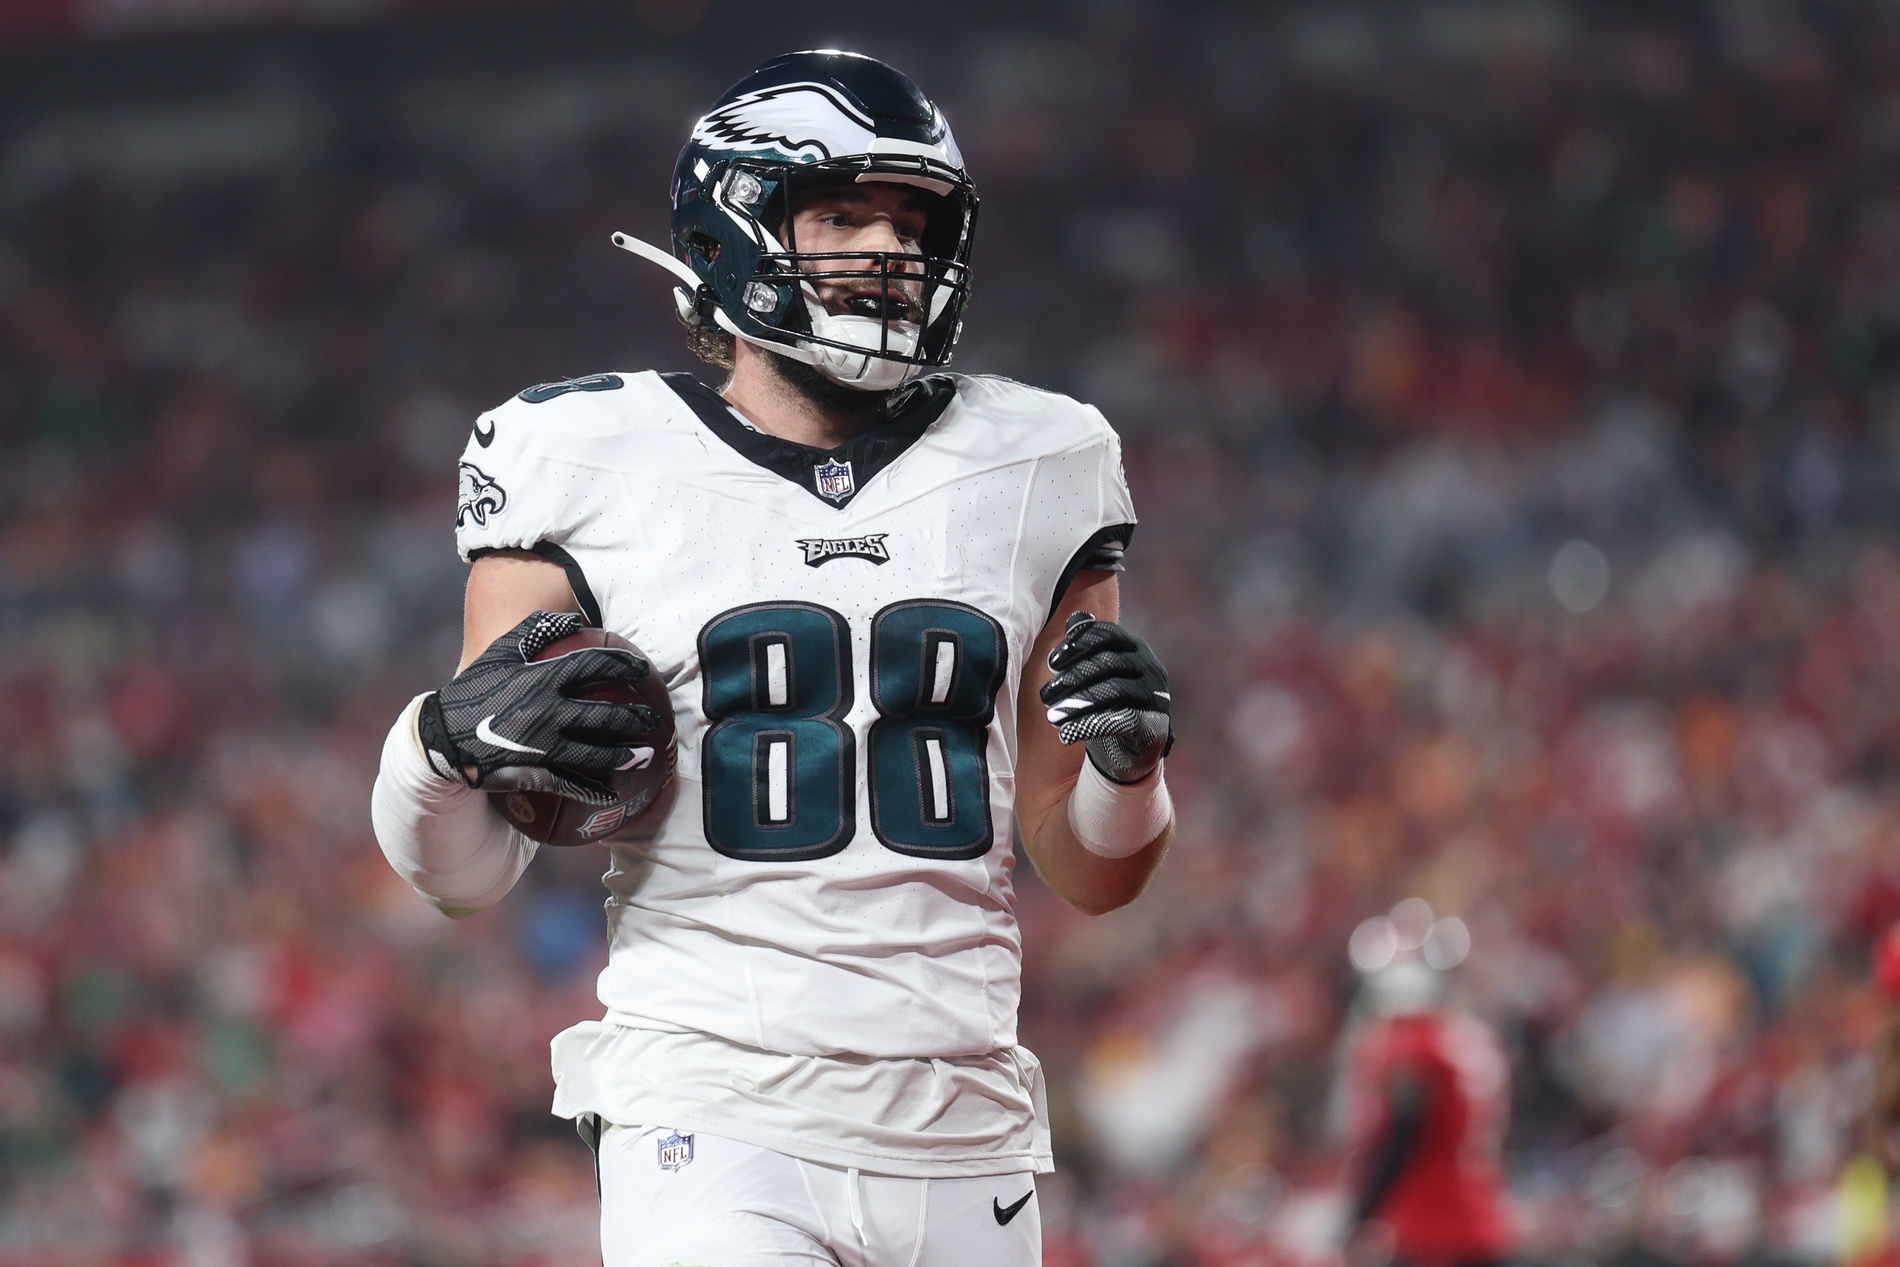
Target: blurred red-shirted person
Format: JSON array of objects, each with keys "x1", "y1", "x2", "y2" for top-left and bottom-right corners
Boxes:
[
  {"x1": 1338, "y1": 901, "x2": 1516, "y2": 1267},
  {"x1": 1862, "y1": 922, "x2": 1900, "y2": 1173}
]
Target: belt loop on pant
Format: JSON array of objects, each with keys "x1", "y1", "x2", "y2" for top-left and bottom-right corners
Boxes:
[
  {"x1": 847, "y1": 1166, "x2": 868, "y2": 1249},
  {"x1": 577, "y1": 1113, "x2": 604, "y2": 1200}
]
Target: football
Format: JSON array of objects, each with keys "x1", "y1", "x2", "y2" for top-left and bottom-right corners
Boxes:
[{"x1": 488, "y1": 627, "x2": 676, "y2": 846}]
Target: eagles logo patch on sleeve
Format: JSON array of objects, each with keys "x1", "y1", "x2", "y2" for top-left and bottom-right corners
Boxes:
[{"x1": 457, "y1": 462, "x2": 507, "y2": 528}]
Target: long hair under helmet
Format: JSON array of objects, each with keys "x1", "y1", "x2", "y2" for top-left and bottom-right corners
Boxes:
[{"x1": 612, "y1": 51, "x2": 977, "y2": 393}]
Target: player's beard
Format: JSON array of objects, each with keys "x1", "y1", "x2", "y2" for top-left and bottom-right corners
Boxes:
[
  {"x1": 765, "y1": 278, "x2": 926, "y2": 423},
  {"x1": 764, "y1": 352, "x2": 898, "y2": 423}
]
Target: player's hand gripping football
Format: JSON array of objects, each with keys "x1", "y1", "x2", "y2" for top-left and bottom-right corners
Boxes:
[
  {"x1": 1039, "y1": 612, "x2": 1173, "y2": 784},
  {"x1": 418, "y1": 611, "x2": 662, "y2": 805}
]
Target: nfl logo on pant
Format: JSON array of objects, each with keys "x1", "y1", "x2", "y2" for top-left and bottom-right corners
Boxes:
[{"x1": 657, "y1": 1131, "x2": 694, "y2": 1171}]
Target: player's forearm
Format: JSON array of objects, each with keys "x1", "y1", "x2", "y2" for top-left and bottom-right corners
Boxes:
[
  {"x1": 1015, "y1": 578, "x2": 1174, "y2": 913},
  {"x1": 1019, "y1": 774, "x2": 1171, "y2": 915},
  {"x1": 1351, "y1": 1118, "x2": 1418, "y2": 1226},
  {"x1": 1352, "y1": 1083, "x2": 1425, "y2": 1225},
  {"x1": 370, "y1": 693, "x2": 537, "y2": 917}
]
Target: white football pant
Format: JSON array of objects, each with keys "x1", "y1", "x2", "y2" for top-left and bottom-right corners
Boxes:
[{"x1": 597, "y1": 1125, "x2": 1041, "y2": 1267}]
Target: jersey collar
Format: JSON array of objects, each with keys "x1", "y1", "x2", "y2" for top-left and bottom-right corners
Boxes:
[{"x1": 661, "y1": 372, "x2": 957, "y2": 510}]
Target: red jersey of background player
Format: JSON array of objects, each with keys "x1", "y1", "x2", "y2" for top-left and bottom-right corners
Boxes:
[{"x1": 1342, "y1": 1007, "x2": 1515, "y2": 1265}]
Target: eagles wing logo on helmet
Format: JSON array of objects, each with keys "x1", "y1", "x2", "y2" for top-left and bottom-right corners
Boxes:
[{"x1": 690, "y1": 82, "x2": 878, "y2": 161}]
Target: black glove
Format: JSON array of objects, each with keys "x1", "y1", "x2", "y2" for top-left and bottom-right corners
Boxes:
[
  {"x1": 418, "y1": 611, "x2": 660, "y2": 805},
  {"x1": 1038, "y1": 611, "x2": 1173, "y2": 784}
]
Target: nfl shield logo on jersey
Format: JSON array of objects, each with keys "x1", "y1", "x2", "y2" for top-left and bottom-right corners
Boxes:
[
  {"x1": 657, "y1": 1131, "x2": 694, "y2": 1171},
  {"x1": 813, "y1": 458, "x2": 855, "y2": 502}
]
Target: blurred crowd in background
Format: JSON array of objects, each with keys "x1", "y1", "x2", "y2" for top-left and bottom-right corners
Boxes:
[{"x1": 6, "y1": 1, "x2": 1900, "y2": 1263}]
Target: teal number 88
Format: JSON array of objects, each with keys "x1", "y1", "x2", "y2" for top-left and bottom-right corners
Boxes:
[{"x1": 698, "y1": 601, "x2": 1007, "y2": 861}]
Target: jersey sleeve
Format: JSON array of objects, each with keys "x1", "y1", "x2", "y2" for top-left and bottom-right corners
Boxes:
[
  {"x1": 454, "y1": 399, "x2": 561, "y2": 562},
  {"x1": 453, "y1": 380, "x2": 649, "y2": 627},
  {"x1": 1025, "y1": 405, "x2": 1138, "y2": 621}
]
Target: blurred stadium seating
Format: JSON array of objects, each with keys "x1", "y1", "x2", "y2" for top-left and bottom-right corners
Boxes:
[{"x1": 5, "y1": 1, "x2": 1900, "y2": 1263}]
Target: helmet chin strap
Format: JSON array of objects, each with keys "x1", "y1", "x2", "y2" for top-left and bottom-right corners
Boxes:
[{"x1": 611, "y1": 231, "x2": 921, "y2": 394}]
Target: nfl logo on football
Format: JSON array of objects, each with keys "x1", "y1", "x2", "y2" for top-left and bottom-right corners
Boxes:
[
  {"x1": 657, "y1": 1130, "x2": 694, "y2": 1171},
  {"x1": 813, "y1": 458, "x2": 855, "y2": 501}
]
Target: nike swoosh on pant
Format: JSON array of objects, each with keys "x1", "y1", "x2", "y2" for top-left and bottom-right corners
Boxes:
[
  {"x1": 475, "y1": 715, "x2": 547, "y2": 755},
  {"x1": 993, "y1": 1191, "x2": 1033, "y2": 1225}
]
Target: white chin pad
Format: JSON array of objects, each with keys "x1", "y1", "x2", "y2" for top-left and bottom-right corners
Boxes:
[{"x1": 802, "y1": 308, "x2": 922, "y2": 392}]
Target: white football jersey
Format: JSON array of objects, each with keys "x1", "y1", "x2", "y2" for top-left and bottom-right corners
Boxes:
[{"x1": 454, "y1": 370, "x2": 1134, "y2": 1061}]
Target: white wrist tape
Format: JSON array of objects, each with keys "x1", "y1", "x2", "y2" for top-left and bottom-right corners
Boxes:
[
  {"x1": 370, "y1": 693, "x2": 536, "y2": 916},
  {"x1": 1067, "y1": 758, "x2": 1172, "y2": 859}
]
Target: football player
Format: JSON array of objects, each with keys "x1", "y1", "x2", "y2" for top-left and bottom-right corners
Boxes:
[
  {"x1": 371, "y1": 51, "x2": 1175, "y2": 1267},
  {"x1": 1339, "y1": 909, "x2": 1515, "y2": 1267}
]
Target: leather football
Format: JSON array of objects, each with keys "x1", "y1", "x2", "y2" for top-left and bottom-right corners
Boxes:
[{"x1": 488, "y1": 628, "x2": 676, "y2": 846}]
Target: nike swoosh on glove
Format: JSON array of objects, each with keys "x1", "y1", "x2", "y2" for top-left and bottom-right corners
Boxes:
[
  {"x1": 418, "y1": 611, "x2": 661, "y2": 805},
  {"x1": 1038, "y1": 611, "x2": 1173, "y2": 784}
]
